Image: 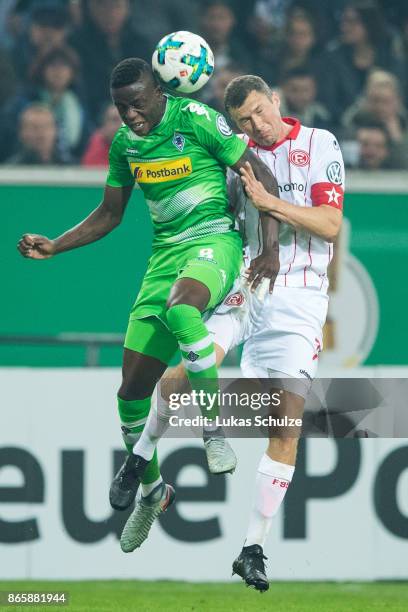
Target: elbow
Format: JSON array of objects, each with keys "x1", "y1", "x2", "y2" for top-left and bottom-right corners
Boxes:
[
  {"x1": 111, "y1": 214, "x2": 122, "y2": 229},
  {"x1": 323, "y1": 222, "x2": 341, "y2": 243}
]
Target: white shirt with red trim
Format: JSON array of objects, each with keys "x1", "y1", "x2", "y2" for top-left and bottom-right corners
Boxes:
[{"x1": 231, "y1": 118, "x2": 345, "y2": 291}]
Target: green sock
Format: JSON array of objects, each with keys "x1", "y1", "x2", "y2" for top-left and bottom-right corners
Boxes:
[
  {"x1": 117, "y1": 396, "x2": 161, "y2": 484},
  {"x1": 166, "y1": 303, "x2": 220, "y2": 421}
]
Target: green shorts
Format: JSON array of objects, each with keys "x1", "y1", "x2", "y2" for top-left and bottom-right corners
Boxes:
[{"x1": 124, "y1": 231, "x2": 242, "y2": 362}]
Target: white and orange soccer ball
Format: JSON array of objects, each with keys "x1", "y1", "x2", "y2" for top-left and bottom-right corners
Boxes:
[{"x1": 152, "y1": 31, "x2": 215, "y2": 94}]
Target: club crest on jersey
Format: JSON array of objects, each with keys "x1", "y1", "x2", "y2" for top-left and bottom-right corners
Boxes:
[
  {"x1": 224, "y1": 292, "x2": 245, "y2": 307},
  {"x1": 172, "y1": 132, "x2": 185, "y2": 152},
  {"x1": 289, "y1": 149, "x2": 310, "y2": 167}
]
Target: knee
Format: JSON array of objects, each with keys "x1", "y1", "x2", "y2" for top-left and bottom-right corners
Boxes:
[
  {"x1": 166, "y1": 303, "x2": 199, "y2": 333},
  {"x1": 118, "y1": 373, "x2": 153, "y2": 402}
]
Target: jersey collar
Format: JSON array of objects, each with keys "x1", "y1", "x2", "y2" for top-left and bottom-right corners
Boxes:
[{"x1": 248, "y1": 117, "x2": 301, "y2": 151}]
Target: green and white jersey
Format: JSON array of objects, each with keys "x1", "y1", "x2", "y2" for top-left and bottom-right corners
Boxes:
[{"x1": 106, "y1": 95, "x2": 247, "y2": 246}]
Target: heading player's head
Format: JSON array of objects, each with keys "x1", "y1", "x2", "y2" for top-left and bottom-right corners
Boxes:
[
  {"x1": 110, "y1": 58, "x2": 164, "y2": 137},
  {"x1": 224, "y1": 75, "x2": 287, "y2": 147}
]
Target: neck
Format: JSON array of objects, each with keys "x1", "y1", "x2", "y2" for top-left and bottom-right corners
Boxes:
[{"x1": 275, "y1": 119, "x2": 293, "y2": 143}]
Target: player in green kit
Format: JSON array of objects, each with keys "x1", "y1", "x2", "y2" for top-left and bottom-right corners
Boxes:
[{"x1": 18, "y1": 58, "x2": 280, "y2": 550}]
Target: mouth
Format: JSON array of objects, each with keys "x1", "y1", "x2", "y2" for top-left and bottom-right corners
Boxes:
[{"x1": 130, "y1": 121, "x2": 147, "y2": 133}]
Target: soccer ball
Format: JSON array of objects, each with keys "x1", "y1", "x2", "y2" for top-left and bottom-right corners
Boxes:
[{"x1": 152, "y1": 31, "x2": 215, "y2": 94}]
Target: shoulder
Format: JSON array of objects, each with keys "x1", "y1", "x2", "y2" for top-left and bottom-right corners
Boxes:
[
  {"x1": 109, "y1": 125, "x2": 130, "y2": 155},
  {"x1": 302, "y1": 126, "x2": 338, "y2": 150},
  {"x1": 111, "y1": 125, "x2": 129, "y2": 146},
  {"x1": 178, "y1": 97, "x2": 215, "y2": 123}
]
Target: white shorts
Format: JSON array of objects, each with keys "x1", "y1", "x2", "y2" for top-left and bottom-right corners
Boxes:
[{"x1": 207, "y1": 282, "x2": 329, "y2": 396}]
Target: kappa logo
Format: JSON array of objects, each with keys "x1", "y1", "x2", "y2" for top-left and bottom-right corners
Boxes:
[
  {"x1": 326, "y1": 161, "x2": 342, "y2": 185},
  {"x1": 172, "y1": 132, "x2": 185, "y2": 152},
  {"x1": 187, "y1": 351, "x2": 199, "y2": 362},
  {"x1": 129, "y1": 157, "x2": 192, "y2": 183},
  {"x1": 224, "y1": 292, "x2": 245, "y2": 307},
  {"x1": 289, "y1": 149, "x2": 310, "y2": 167},
  {"x1": 182, "y1": 102, "x2": 210, "y2": 121}
]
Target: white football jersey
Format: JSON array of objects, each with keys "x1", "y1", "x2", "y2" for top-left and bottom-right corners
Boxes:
[{"x1": 229, "y1": 118, "x2": 345, "y2": 290}]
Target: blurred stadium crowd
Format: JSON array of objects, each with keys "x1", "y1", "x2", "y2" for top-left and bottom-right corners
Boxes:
[{"x1": 0, "y1": 0, "x2": 407, "y2": 170}]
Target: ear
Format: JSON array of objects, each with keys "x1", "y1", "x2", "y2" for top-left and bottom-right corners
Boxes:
[{"x1": 271, "y1": 91, "x2": 281, "y2": 109}]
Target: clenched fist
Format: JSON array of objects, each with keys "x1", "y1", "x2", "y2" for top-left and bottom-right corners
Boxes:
[{"x1": 17, "y1": 234, "x2": 56, "y2": 259}]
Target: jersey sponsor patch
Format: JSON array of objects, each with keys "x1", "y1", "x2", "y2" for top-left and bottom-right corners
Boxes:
[
  {"x1": 216, "y1": 114, "x2": 233, "y2": 137},
  {"x1": 129, "y1": 157, "x2": 192, "y2": 183},
  {"x1": 289, "y1": 149, "x2": 310, "y2": 167},
  {"x1": 311, "y1": 182, "x2": 344, "y2": 209},
  {"x1": 326, "y1": 161, "x2": 342, "y2": 184}
]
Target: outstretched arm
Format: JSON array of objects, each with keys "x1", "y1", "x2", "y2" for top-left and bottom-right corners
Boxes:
[
  {"x1": 17, "y1": 184, "x2": 133, "y2": 259},
  {"x1": 231, "y1": 150, "x2": 280, "y2": 292}
]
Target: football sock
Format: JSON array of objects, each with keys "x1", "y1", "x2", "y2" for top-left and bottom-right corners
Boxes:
[
  {"x1": 166, "y1": 304, "x2": 220, "y2": 422},
  {"x1": 117, "y1": 396, "x2": 161, "y2": 484},
  {"x1": 133, "y1": 402, "x2": 173, "y2": 462},
  {"x1": 141, "y1": 476, "x2": 163, "y2": 498},
  {"x1": 245, "y1": 454, "x2": 295, "y2": 548}
]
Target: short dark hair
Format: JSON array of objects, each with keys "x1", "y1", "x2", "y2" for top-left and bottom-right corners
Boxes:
[
  {"x1": 279, "y1": 66, "x2": 316, "y2": 84},
  {"x1": 356, "y1": 121, "x2": 390, "y2": 147},
  {"x1": 30, "y1": 6, "x2": 69, "y2": 29},
  {"x1": 30, "y1": 45, "x2": 80, "y2": 85},
  {"x1": 345, "y1": 0, "x2": 389, "y2": 47},
  {"x1": 110, "y1": 58, "x2": 157, "y2": 90},
  {"x1": 224, "y1": 75, "x2": 272, "y2": 113}
]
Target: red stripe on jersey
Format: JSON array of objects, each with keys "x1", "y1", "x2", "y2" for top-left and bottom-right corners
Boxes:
[
  {"x1": 302, "y1": 131, "x2": 314, "y2": 286},
  {"x1": 311, "y1": 182, "x2": 344, "y2": 209},
  {"x1": 285, "y1": 231, "x2": 297, "y2": 285},
  {"x1": 303, "y1": 236, "x2": 313, "y2": 286}
]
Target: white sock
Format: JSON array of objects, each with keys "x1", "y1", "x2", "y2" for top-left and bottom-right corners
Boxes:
[
  {"x1": 133, "y1": 402, "x2": 173, "y2": 461},
  {"x1": 141, "y1": 475, "x2": 163, "y2": 498},
  {"x1": 245, "y1": 454, "x2": 295, "y2": 548}
]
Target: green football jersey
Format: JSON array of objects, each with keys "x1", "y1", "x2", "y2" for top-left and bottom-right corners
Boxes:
[{"x1": 106, "y1": 95, "x2": 247, "y2": 246}]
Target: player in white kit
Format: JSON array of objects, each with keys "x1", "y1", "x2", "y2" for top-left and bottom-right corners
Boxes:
[{"x1": 132, "y1": 75, "x2": 344, "y2": 590}]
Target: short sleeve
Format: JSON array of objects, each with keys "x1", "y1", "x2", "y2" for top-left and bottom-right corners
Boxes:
[
  {"x1": 106, "y1": 130, "x2": 134, "y2": 188},
  {"x1": 181, "y1": 101, "x2": 247, "y2": 167},
  {"x1": 310, "y1": 131, "x2": 345, "y2": 211}
]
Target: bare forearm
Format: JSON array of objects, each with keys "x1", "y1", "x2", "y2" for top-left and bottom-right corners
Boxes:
[
  {"x1": 53, "y1": 204, "x2": 120, "y2": 254},
  {"x1": 260, "y1": 211, "x2": 279, "y2": 253},
  {"x1": 52, "y1": 184, "x2": 132, "y2": 255},
  {"x1": 262, "y1": 196, "x2": 341, "y2": 242},
  {"x1": 232, "y1": 149, "x2": 279, "y2": 198}
]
